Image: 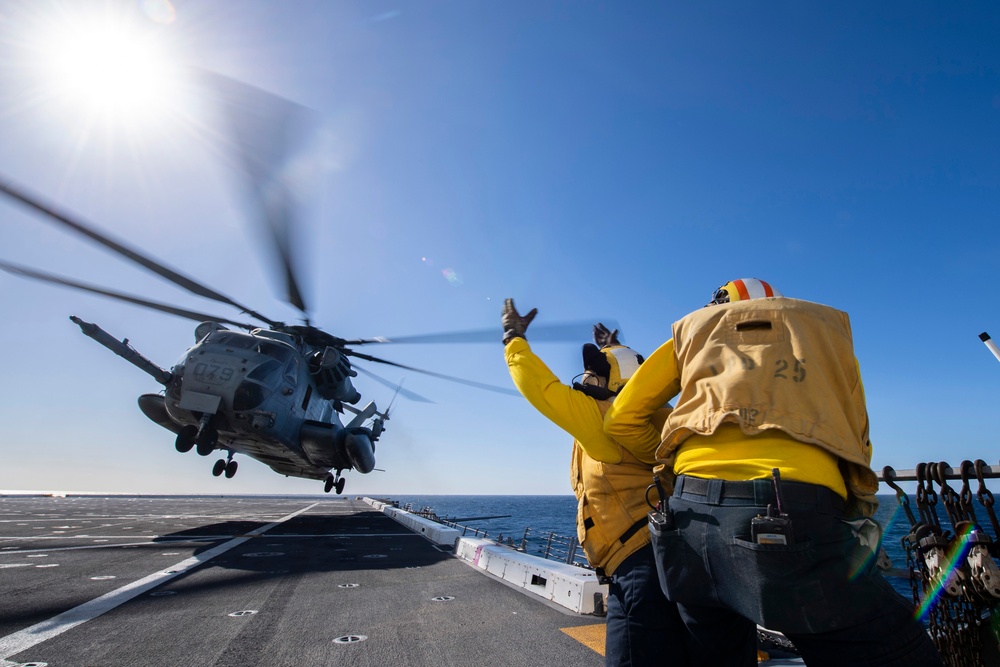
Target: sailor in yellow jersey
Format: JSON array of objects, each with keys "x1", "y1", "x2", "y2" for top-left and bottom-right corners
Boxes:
[
  {"x1": 604, "y1": 279, "x2": 944, "y2": 667},
  {"x1": 502, "y1": 299, "x2": 694, "y2": 667}
]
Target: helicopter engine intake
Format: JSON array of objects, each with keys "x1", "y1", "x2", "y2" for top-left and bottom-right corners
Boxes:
[{"x1": 309, "y1": 346, "x2": 361, "y2": 404}]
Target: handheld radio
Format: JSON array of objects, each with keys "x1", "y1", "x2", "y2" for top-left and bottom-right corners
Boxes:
[{"x1": 750, "y1": 468, "x2": 795, "y2": 545}]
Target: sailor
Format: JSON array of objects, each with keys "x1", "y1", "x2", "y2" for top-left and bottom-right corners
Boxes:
[
  {"x1": 502, "y1": 299, "x2": 692, "y2": 667},
  {"x1": 604, "y1": 279, "x2": 945, "y2": 666}
]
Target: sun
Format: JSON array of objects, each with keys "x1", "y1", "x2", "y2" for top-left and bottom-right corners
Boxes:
[{"x1": 29, "y1": 7, "x2": 182, "y2": 127}]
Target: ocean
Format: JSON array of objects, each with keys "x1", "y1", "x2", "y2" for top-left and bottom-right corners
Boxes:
[{"x1": 384, "y1": 493, "x2": 959, "y2": 599}]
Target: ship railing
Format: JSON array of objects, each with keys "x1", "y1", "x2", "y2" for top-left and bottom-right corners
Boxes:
[
  {"x1": 414, "y1": 509, "x2": 589, "y2": 567},
  {"x1": 487, "y1": 527, "x2": 588, "y2": 568}
]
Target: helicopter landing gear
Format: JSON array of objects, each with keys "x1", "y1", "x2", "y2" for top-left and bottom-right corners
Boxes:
[
  {"x1": 212, "y1": 452, "x2": 238, "y2": 478},
  {"x1": 194, "y1": 415, "x2": 218, "y2": 456},
  {"x1": 324, "y1": 472, "x2": 346, "y2": 495},
  {"x1": 175, "y1": 426, "x2": 197, "y2": 453}
]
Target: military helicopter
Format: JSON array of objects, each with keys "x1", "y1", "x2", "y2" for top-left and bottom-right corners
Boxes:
[
  {"x1": 2, "y1": 170, "x2": 544, "y2": 494},
  {"x1": 0, "y1": 72, "x2": 602, "y2": 493},
  {"x1": 0, "y1": 73, "x2": 592, "y2": 494}
]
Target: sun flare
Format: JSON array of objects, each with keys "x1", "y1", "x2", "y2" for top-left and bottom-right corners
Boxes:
[{"x1": 31, "y1": 10, "x2": 181, "y2": 126}]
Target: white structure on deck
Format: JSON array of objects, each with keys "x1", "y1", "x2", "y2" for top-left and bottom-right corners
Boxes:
[{"x1": 362, "y1": 497, "x2": 606, "y2": 614}]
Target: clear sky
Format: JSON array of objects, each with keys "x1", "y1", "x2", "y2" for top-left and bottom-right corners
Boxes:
[{"x1": 0, "y1": 1, "x2": 998, "y2": 496}]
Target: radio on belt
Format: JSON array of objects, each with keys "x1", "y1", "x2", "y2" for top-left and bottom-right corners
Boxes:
[{"x1": 751, "y1": 468, "x2": 795, "y2": 545}]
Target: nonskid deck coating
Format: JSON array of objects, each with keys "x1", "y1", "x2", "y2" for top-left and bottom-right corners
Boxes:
[{"x1": 0, "y1": 496, "x2": 606, "y2": 667}]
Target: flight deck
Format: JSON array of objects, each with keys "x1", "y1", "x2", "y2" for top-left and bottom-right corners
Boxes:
[{"x1": 0, "y1": 496, "x2": 606, "y2": 667}]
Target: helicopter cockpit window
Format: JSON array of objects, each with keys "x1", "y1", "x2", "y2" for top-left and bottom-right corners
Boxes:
[
  {"x1": 256, "y1": 341, "x2": 293, "y2": 364},
  {"x1": 233, "y1": 381, "x2": 266, "y2": 411},
  {"x1": 247, "y1": 360, "x2": 282, "y2": 384},
  {"x1": 204, "y1": 332, "x2": 256, "y2": 349}
]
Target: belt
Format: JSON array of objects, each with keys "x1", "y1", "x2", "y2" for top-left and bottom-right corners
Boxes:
[{"x1": 674, "y1": 474, "x2": 845, "y2": 513}]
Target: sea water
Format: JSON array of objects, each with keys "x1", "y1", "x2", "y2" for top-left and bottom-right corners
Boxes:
[{"x1": 388, "y1": 493, "x2": 915, "y2": 555}]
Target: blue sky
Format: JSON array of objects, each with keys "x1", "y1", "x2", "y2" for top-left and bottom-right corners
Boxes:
[{"x1": 0, "y1": 1, "x2": 998, "y2": 495}]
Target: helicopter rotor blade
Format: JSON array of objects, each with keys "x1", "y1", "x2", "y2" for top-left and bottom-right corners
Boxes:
[
  {"x1": 0, "y1": 175, "x2": 281, "y2": 328},
  {"x1": 0, "y1": 260, "x2": 258, "y2": 330},
  {"x1": 353, "y1": 365, "x2": 433, "y2": 404},
  {"x1": 342, "y1": 319, "x2": 623, "y2": 346},
  {"x1": 344, "y1": 349, "x2": 520, "y2": 397},
  {"x1": 197, "y1": 69, "x2": 318, "y2": 317}
]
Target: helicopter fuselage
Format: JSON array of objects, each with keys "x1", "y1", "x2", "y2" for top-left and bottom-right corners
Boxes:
[
  {"x1": 164, "y1": 326, "x2": 377, "y2": 481},
  {"x1": 75, "y1": 316, "x2": 379, "y2": 491}
]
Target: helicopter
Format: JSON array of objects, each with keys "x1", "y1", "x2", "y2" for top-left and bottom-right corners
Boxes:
[
  {"x1": 0, "y1": 72, "x2": 605, "y2": 494},
  {"x1": 0, "y1": 171, "x2": 545, "y2": 494},
  {"x1": 0, "y1": 73, "x2": 593, "y2": 494}
]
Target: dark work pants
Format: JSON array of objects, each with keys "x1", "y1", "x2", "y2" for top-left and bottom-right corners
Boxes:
[
  {"x1": 605, "y1": 544, "x2": 692, "y2": 667},
  {"x1": 650, "y1": 475, "x2": 944, "y2": 667}
]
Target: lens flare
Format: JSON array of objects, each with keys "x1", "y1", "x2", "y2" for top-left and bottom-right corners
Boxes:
[
  {"x1": 140, "y1": 0, "x2": 177, "y2": 25},
  {"x1": 914, "y1": 522, "x2": 975, "y2": 621},
  {"x1": 441, "y1": 268, "x2": 463, "y2": 286}
]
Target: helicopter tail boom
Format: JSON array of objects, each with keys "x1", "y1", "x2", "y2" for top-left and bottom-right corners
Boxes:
[{"x1": 70, "y1": 316, "x2": 172, "y2": 385}]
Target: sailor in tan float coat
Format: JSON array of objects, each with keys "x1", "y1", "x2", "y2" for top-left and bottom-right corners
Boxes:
[
  {"x1": 502, "y1": 298, "x2": 690, "y2": 667},
  {"x1": 604, "y1": 278, "x2": 943, "y2": 667}
]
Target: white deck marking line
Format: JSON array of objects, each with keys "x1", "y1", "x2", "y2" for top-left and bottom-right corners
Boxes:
[
  {"x1": 0, "y1": 533, "x2": 418, "y2": 556},
  {"x1": 0, "y1": 540, "x2": 217, "y2": 555},
  {"x1": 0, "y1": 502, "x2": 319, "y2": 664}
]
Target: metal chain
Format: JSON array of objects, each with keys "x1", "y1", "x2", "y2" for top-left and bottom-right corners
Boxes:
[
  {"x1": 907, "y1": 460, "x2": 1000, "y2": 667},
  {"x1": 974, "y1": 460, "x2": 1000, "y2": 542},
  {"x1": 960, "y1": 461, "x2": 980, "y2": 526}
]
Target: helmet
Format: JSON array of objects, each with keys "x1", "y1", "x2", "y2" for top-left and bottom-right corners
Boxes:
[
  {"x1": 580, "y1": 343, "x2": 644, "y2": 395},
  {"x1": 708, "y1": 278, "x2": 782, "y2": 306}
]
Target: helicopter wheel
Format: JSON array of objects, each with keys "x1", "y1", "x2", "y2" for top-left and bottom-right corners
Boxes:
[
  {"x1": 224, "y1": 460, "x2": 238, "y2": 478},
  {"x1": 175, "y1": 426, "x2": 197, "y2": 453},
  {"x1": 335, "y1": 477, "x2": 346, "y2": 495},
  {"x1": 323, "y1": 475, "x2": 334, "y2": 493},
  {"x1": 196, "y1": 430, "x2": 218, "y2": 456},
  {"x1": 212, "y1": 459, "x2": 226, "y2": 477}
]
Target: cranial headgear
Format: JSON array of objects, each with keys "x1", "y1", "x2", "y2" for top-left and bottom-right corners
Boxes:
[
  {"x1": 581, "y1": 343, "x2": 644, "y2": 395},
  {"x1": 708, "y1": 278, "x2": 782, "y2": 306}
]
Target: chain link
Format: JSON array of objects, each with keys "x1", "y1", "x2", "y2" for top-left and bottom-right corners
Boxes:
[{"x1": 904, "y1": 461, "x2": 1000, "y2": 666}]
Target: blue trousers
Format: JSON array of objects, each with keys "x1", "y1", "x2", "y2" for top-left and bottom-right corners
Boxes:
[
  {"x1": 650, "y1": 475, "x2": 944, "y2": 667},
  {"x1": 604, "y1": 544, "x2": 693, "y2": 667}
]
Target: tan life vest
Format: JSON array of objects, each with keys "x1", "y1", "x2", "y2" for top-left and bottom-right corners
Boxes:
[
  {"x1": 571, "y1": 401, "x2": 656, "y2": 575},
  {"x1": 664, "y1": 298, "x2": 879, "y2": 517}
]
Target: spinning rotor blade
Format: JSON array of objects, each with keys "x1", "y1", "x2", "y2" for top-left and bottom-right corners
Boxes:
[
  {"x1": 344, "y1": 349, "x2": 520, "y2": 397},
  {"x1": 0, "y1": 261, "x2": 257, "y2": 330},
  {"x1": 198, "y1": 69, "x2": 317, "y2": 317},
  {"x1": 353, "y1": 366, "x2": 433, "y2": 404},
  {"x1": 343, "y1": 320, "x2": 623, "y2": 346},
  {"x1": 0, "y1": 175, "x2": 281, "y2": 328}
]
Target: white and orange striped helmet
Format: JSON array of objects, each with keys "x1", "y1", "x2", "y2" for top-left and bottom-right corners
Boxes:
[{"x1": 709, "y1": 278, "x2": 782, "y2": 306}]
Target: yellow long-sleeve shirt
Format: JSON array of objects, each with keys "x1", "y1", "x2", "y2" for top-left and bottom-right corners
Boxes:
[{"x1": 504, "y1": 337, "x2": 658, "y2": 464}]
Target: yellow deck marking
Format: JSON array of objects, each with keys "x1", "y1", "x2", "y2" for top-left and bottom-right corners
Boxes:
[{"x1": 560, "y1": 623, "x2": 605, "y2": 656}]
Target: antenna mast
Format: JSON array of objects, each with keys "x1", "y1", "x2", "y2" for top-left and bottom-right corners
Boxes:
[{"x1": 980, "y1": 332, "x2": 1000, "y2": 365}]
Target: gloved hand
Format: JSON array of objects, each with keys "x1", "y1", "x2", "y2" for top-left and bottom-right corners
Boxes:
[
  {"x1": 502, "y1": 298, "x2": 537, "y2": 344},
  {"x1": 593, "y1": 322, "x2": 620, "y2": 348}
]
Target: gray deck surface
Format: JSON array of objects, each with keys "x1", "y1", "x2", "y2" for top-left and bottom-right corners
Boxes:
[{"x1": 0, "y1": 496, "x2": 608, "y2": 667}]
